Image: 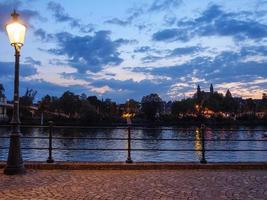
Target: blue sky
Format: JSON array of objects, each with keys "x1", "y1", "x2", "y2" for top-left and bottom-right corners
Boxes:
[{"x1": 0, "y1": 0, "x2": 267, "y2": 103}]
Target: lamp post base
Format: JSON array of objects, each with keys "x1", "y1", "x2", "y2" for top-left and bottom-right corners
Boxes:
[
  {"x1": 47, "y1": 158, "x2": 54, "y2": 163},
  {"x1": 4, "y1": 134, "x2": 25, "y2": 175},
  {"x1": 126, "y1": 158, "x2": 133, "y2": 163},
  {"x1": 200, "y1": 159, "x2": 207, "y2": 164}
]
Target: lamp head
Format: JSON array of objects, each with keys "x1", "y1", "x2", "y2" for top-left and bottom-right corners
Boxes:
[{"x1": 6, "y1": 10, "x2": 26, "y2": 48}]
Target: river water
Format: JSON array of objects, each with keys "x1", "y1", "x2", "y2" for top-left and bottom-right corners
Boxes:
[{"x1": 0, "y1": 126, "x2": 266, "y2": 162}]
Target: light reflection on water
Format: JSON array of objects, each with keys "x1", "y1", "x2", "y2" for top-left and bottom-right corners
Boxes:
[{"x1": 0, "y1": 127, "x2": 266, "y2": 162}]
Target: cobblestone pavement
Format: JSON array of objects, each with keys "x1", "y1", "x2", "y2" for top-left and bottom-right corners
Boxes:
[{"x1": 0, "y1": 169, "x2": 266, "y2": 200}]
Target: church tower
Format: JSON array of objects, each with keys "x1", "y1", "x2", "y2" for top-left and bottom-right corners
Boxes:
[{"x1": 210, "y1": 84, "x2": 214, "y2": 94}]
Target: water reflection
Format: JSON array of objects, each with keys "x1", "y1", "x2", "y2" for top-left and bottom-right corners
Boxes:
[
  {"x1": 0, "y1": 126, "x2": 266, "y2": 162},
  {"x1": 194, "y1": 128, "x2": 202, "y2": 160}
]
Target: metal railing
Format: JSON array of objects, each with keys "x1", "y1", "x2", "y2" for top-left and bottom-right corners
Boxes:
[{"x1": 0, "y1": 122, "x2": 267, "y2": 163}]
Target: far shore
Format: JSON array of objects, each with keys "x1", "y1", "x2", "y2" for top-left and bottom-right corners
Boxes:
[{"x1": 1, "y1": 118, "x2": 267, "y2": 128}]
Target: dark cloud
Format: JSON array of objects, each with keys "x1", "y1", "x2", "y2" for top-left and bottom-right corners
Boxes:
[
  {"x1": 195, "y1": 5, "x2": 267, "y2": 40},
  {"x1": 0, "y1": 62, "x2": 37, "y2": 77},
  {"x1": 0, "y1": 0, "x2": 42, "y2": 30},
  {"x1": 149, "y1": 0, "x2": 183, "y2": 12},
  {"x1": 140, "y1": 46, "x2": 204, "y2": 63},
  {"x1": 138, "y1": 47, "x2": 267, "y2": 85},
  {"x1": 130, "y1": 42, "x2": 267, "y2": 99},
  {"x1": 47, "y1": 1, "x2": 94, "y2": 33},
  {"x1": 114, "y1": 38, "x2": 138, "y2": 45},
  {"x1": 153, "y1": 4, "x2": 267, "y2": 42},
  {"x1": 134, "y1": 46, "x2": 155, "y2": 53},
  {"x1": 47, "y1": 1, "x2": 73, "y2": 22},
  {"x1": 105, "y1": 0, "x2": 181, "y2": 27},
  {"x1": 46, "y1": 31, "x2": 125, "y2": 73},
  {"x1": 152, "y1": 28, "x2": 190, "y2": 42},
  {"x1": 105, "y1": 0, "x2": 181, "y2": 28},
  {"x1": 34, "y1": 28, "x2": 54, "y2": 41},
  {"x1": 168, "y1": 46, "x2": 204, "y2": 56},
  {"x1": 105, "y1": 7, "x2": 143, "y2": 26},
  {"x1": 48, "y1": 58, "x2": 67, "y2": 66},
  {"x1": 24, "y1": 57, "x2": 41, "y2": 66},
  {"x1": 142, "y1": 55, "x2": 163, "y2": 63},
  {"x1": 240, "y1": 45, "x2": 267, "y2": 56},
  {"x1": 134, "y1": 46, "x2": 165, "y2": 54},
  {"x1": 105, "y1": 18, "x2": 130, "y2": 26}
]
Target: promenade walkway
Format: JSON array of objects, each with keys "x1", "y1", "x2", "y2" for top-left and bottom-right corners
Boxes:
[{"x1": 0, "y1": 169, "x2": 266, "y2": 200}]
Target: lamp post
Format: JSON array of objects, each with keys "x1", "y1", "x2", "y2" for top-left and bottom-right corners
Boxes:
[{"x1": 4, "y1": 10, "x2": 26, "y2": 175}]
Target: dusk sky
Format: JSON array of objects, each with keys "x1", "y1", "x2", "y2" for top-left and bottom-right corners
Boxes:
[{"x1": 0, "y1": 0, "x2": 267, "y2": 103}]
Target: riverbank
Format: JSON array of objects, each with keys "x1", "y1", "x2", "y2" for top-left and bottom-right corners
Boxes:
[{"x1": 1, "y1": 161, "x2": 267, "y2": 170}]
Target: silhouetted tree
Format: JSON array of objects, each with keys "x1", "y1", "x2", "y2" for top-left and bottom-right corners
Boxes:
[
  {"x1": 124, "y1": 99, "x2": 140, "y2": 113},
  {"x1": 20, "y1": 88, "x2": 37, "y2": 107},
  {"x1": 59, "y1": 91, "x2": 81, "y2": 117},
  {"x1": 79, "y1": 100, "x2": 99, "y2": 124},
  {"x1": 80, "y1": 93, "x2": 87, "y2": 101},
  {"x1": 141, "y1": 93, "x2": 163, "y2": 120},
  {"x1": 19, "y1": 88, "x2": 37, "y2": 120},
  {"x1": 222, "y1": 89, "x2": 238, "y2": 113}
]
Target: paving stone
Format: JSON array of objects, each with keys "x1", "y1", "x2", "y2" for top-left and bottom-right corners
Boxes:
[{"x1": 0, "y1": 169, "x2": 266, "y2": 199}]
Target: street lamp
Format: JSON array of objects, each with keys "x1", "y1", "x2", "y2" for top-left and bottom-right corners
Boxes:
[{"x1": 4, "y1": 10, "x2": 26, "y2": 175}]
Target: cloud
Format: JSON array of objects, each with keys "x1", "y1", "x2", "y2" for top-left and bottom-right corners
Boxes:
[
  {"x1": 140, "y1": 46, "x2": 204, "y2": 63},
  {"x1": 152, "y1": 28, "x2": 190, "y2": 42},
  {"x1": 195, "y1": 5, "x2": 267, "y2": 40},
  {"x1": 149, "y1": 0, "x2": 183, "y2": 12},
  {"x1": 90, "y1": 85, "x2": 113, "y2": 94},
  {"x1": 153, "y1": 4, "x2": 267, "y2": 42},
  {"x1": 142, "y1": 55, "x2": 163, "y2": 63},
  {"x1": 24, "y1": 57, "x2": 42, "y2": 66},
  {"x1": 114, "y1": 38, "x2": 138, "y2": 45},
  {"x1": 89, "y1": 78, "x2": 171, "y2": 102},
  {"x1": 105, "y1": 18, "x2": 130, "y2": 26},
  {"x1": 0, "y1": 0, "x2": 42, "y2": 30},
  {"x1": 47, "y1": 1, "x2": 94, "y2": 33},
  {"x1": 132, "y1": 43, "x2": 267, "y2": 99},
  {"x1": 105, "y1": 7, "x2": 143, "y2": 26},
  {"x1": 0, "y1": 62, "x2": 37, "y2": 78},
  {"x1": 163, "y1": 14, "x2": 177, "y2": 26},
  {"x1": 239, "y1": 45, "x2": 267, "y2": 57},
  {"x1": 20, "y1": 79, "x2": 91, "y2": 101},
  {"x1": 34, "y1": 28, "x2": 54, "y2": 41},
  {"x1": 145, "y1": 49, "x2": 267, "y2": 82},
  {"x1": 105, "y1": 0, "x2": 181, "y2": 27},
  {"x1": 168, "y1": 46, "x2": 204, "y2": 57},
  {"x1": 134, "y1": 46, "x2": 156, "y2": 53},
  {"x1": 46, "y1": 31, "x2": 125, "y2": 73},
  {"x1": 47, "y1": 1, "x2": 74, "y2": 23}
]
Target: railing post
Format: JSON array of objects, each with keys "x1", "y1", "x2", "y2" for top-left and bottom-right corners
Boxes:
[
  {"x1": 47, "y1": 121, "x2": 54, "y2": 163},
  {"x1": 200, "y1": 124, "x2": 207, "y2": 164},
  {"x1": 126, "y1": 126, "x2": 133, "y2": 163}
]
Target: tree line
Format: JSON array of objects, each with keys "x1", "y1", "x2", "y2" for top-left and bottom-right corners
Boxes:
[{"x1": 1, "y1": 83, "x2": 267, "y2": 125}]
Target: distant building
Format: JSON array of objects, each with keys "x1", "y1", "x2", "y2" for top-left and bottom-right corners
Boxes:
[
  {"x1": 210, "y1": 84, "x2": 214, "y2": 94},
  {"x1": 193, "y1": 84, "x2": 216, "y2": 100}
]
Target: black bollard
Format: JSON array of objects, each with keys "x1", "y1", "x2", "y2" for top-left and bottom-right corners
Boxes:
[
  {"x1": 200, "y1": 124, "x2": 207, "y2": 164},
  {"x1": 126, "y1": 126, "x2": 133, "y2": 163},
  {"x1": 47, "y1": 121, "x2": 54, "y2": 163}
]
